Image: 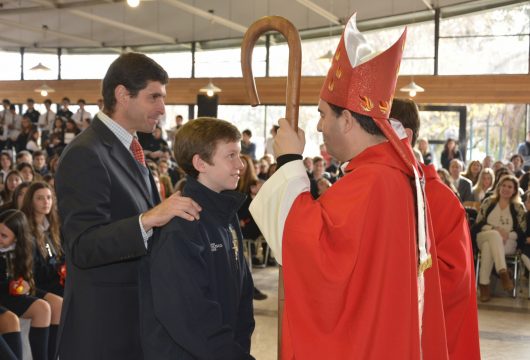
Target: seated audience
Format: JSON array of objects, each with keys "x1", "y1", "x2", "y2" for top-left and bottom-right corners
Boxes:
[
  {"x1": 0, "y1": 152, "x2": 13, "y2": 184},
  {"x1": 449, "y1": 159, "x2": 473, "y2": 202},
  {"x1": 510, "y1": 154, "x2": 525, "y2": 178},
  {"x1": 0, "y1": 209, "x2": 62, "y2": 360},
  {"x1": 462, "y1": 160, "x2": 482, "y2": 186},
  {"x1": 21, "y1": 182, "x2": 65, "y2": 297},
  {"x1": 0, "y1": 307, "x2": 22, "y2": 359},
  {"x1": 32, "y1": 151, "x2": 49, "y2": 177},
  {"x1": 472, "y1": 175, "x2": 526, "y2": 302},
  {"x1": 0, "y1": 171, "x2": 23, "y2": 205},
  {"x1": 16, "y1": 163, "x2": 36, "y2": 183},
  {"x1": 417, "y1": 138, "x2": 432, "y2": 165},
  {"x1": 472, "y1": 168, "x2": 495, "y2": 202}
]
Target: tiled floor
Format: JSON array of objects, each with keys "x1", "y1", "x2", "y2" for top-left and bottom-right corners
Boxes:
[{"x1": 251, "y1": 266, "x2": 530, "y2": 359}]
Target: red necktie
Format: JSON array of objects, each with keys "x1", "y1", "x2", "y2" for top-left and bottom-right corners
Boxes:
[{"x1": 130, "y1": 137, "x2": 146, "y2": 167}]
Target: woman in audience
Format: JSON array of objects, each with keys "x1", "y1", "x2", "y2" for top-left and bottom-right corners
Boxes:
[
  {"x1": 0, "y1": 152, "x2": 13, "y2": 184},
  {"x1": 51, "y1": 118, "x2": 65, "y2": 139},
  {"x1": 440, "y1": 138, "x2": 462, "y2": 170},
  {"x1": 510, "y1": 154, "x2": 525, "y2": 178},
  {"x1": 436, "y1": 168, "x2": 460, "y2": 199},
  {"x1": 0, "y1": 183, "x2": 30, "y2": 213},
  {"x1": 472, "y1": 175, "x2": 526, "y2": 302},
  {"x1": 45, "y1": 134, "x2": 64, "y2": 159},
  {"x1": 63, "y1": 119, "x2": 80, "y2": 145},
  {"x1": 237, "y1": 155, "x2": 258, "y2": 194},
  {"x1": 26, "y1": 129, "x2": 41, "y2": 153},
  {"x1": 472, "y1": 168, "x2": 495, "y2": 202},
  {"x1": 0, "y1": 209, "x2": 62, "y2": 360},
  {"x1": 236, "y1": 156, "x2": 269, "y2": 300},
  {"x1": 41, "y1": 174, "x2": 54, "y2": 189},
  {"x1": 14, "y1": 116, "x2": 34, "y2": 153},
  {"x1": 0, "y1": 307, "x2": 22, "y2": 359},
  {"x1": 16, "y1": 162, "x2": 36, "y2": 183},
  {"x1": 0, "y1": 171, "x2": 23, "y2": 205},
  {"x1": 417, "y1": 138, "x2": 432, "y2": 165},
  {"x1": 21, "y1": 182, "x2": 65, "y2": 298},
  {"x1": 463, "y1": 160, "x2": 482, "y2": 185},
  {"x1": 483, "y1": 167, "x2": 512, "y2": 201}
]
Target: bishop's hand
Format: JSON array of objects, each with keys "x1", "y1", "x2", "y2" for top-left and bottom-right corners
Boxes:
[{"x1": 274, "y1": 118, "x2": 305, "y2": 157}]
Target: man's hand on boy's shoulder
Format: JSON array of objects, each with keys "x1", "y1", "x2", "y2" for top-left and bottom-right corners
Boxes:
[{"x1": 141, "y1": 191, "x2": 202, "y2": 232}]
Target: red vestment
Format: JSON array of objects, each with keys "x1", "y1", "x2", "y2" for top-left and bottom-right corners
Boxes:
[
  {"x1": 280, "y1": 142, "x2": 448, "y2": 359},
  {"x1": 423, "y1": 164, "x2": 481, "y2": 359}
]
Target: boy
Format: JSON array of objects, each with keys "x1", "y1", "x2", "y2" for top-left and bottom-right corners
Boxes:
[{"x1": 141, "y1": 117, "x2": 255, "y2": 359}]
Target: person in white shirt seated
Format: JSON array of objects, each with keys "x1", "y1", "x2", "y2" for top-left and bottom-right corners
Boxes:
[
  {"x1": 449, "y1": 158, "x2": 473, "y2": 202},
  {"x1": 72, "y1": 99, "x2": 92, "y2": 130}
]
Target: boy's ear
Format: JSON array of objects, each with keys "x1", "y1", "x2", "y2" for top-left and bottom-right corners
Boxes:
[{"x1": 192, "y1": 154, "x2": 207, "y2": 174}]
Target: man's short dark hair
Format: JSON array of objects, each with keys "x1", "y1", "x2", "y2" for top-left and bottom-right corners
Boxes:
[
  {"x1": 102, "y1": 52, "x2": 169, "y2": 115},
  {"x1": 389, "y1": 98, "x2": 420, "y2": 146},
  {"x1": 27, "y1": 98, "x2": 35, "y2": 104},
  {"x1": 2, "y1": 99, "x2": 10, "y2": 105},
  {"x1": 33, "y1": 150, "x2": 46, "y2": 158},
  {"x1": 242, "y1": 129, "x2": 252, "y2": 137},
  {"x1": 174, "y1": 117, "x2": 241, "y2": 179},
  {"x1": 328, "y1": 103, "x2": 384, "y2": 138},
  {"x1": 44, "y1": 99, "x2": 52, "y2": 106},
  {"x1": 77, "y1": 99, "x2": 86, "y2": 105},
  {"x1": 62, "y1": 97, "x2": 70, "y2": 103}
]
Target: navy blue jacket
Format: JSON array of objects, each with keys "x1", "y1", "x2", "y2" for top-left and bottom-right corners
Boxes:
[{"x1": 140, "y1": 176, "x2": 255, "y2": 359}]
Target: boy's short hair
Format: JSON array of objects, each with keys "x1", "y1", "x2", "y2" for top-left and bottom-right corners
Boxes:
[{"x1": 174, "y1": 117, "x2": 241, "y2": 179}]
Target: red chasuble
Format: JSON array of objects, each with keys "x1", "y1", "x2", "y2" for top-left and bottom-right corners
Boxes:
[
  {"x1": 280, "y1": 142, "x2": 448, "y2": 359},
  {"x1": 423, "y1": 164, "x2": 481, "y2": 360}
]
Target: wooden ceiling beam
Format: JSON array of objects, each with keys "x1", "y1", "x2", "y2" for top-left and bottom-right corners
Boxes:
[{"x1": 0, "y1": 74, "x2": 529, "y2": 105}]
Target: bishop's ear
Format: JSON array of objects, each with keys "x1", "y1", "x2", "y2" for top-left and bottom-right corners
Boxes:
[{"x1": 341, "y1": 109, "x2": 356, "y2": 133}]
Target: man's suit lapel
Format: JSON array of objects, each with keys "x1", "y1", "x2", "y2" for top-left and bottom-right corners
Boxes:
[{"x1": 91, "y1": 117, "x2": 154, "y2": 206}]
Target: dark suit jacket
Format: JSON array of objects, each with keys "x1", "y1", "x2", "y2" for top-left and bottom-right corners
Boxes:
[
  {"x1": 55, "y1": 116, "x2": 160, "y2": 360},
  {"x1": 457, "y1": 176, "x2": 473, "y2": 202}
]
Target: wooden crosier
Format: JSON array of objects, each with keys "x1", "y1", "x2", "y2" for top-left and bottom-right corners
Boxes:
[{"x1": 241, "y1": 16, "x2": 302, "y2": 359}]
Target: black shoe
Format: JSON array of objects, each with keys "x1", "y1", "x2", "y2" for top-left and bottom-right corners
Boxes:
[
  {"x1": 252, "y1": 257, "x2": 264, "y2": 266},
  {"x1": 253, "y1": 287, "x2": 268, "y2": 300},
  {"x1": 266, "y1": 257, "x2": 277, "y2": 267}
]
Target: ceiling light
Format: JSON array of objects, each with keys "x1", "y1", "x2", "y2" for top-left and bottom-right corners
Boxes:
[
  {"x1": 127, "y1": 0, "x2": 140, "y2": 8},
  {"x1": 30, "y1": 62, "x2": 51, "y2": 71},
  {"x1": 318, "y1": 49, "x2": 333, "y2": 65},
  {"x1": 34, "y1": 83, "x2": 55, "y2": 97},
  {"x1": 199, "y1": 80, "x2": 221, "y2": 97},
  {"x1": 400, "y1": 80, "x2": 425, "y2": 97}
]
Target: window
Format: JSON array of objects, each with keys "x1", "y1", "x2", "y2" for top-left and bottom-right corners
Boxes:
[
  {"x1": 23, "y1": 53, "x2": 58, "y2": 80},
  {"x1": 439, "y1": 3, "x2": 530, "y2": 74},
  {"x1": 147, "y1": 52, "x2": 192, "y2": 78},
  {"x1": 195, "y1": 47, "x2": 266, "y2": 78},
  {"x1": 364, "y1": 22, "x2": 435, "y2": 75},
  {"x1": 61, "y1": 54, "x2": 119, "y2": 79},
  {"x1": 0, "y1": 51, "x2": 21, "y2": 80}
]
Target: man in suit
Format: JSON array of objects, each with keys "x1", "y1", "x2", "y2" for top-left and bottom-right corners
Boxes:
[
  {"x1": 55, "y1": 53, "x2": 202, "y2": 360},
  {"x1": 449, "y1": 158, "x2": 474, "y2": 202}
]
